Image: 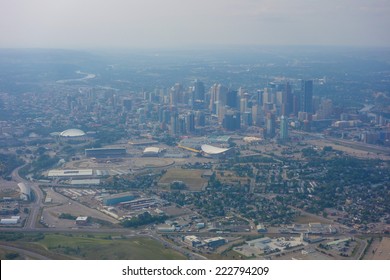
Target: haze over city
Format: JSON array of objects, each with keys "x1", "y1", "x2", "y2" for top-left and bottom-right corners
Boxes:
[
  {"x1": 1, "y1": 0, "x2": 390, "y2": 268},
  {"x1": 1, "y1": 0, "x2": 390, "y2": 49}
]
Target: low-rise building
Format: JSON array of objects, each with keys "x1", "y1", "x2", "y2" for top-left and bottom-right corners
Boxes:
[
  {"x1": 103, "y1": 192, "x2": 137, "y2": 206},
  {"x1": 75, "y1": 216, "x2": 89, "y2": 226},
  {"x1": 184, "y1": 235, "x2": 202, "y2": 247},
  {"x1": 203, "y1": 237, "x2": 226, "y2": 248}
]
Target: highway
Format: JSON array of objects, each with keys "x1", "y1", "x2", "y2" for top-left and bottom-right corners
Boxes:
[
  {"x1": 7, "y1": 164, "x2": 206, "y2": 260},
  {"x1": 11, "y1": 165, "x2": 44, "y2": 230},
  {"x1": 291, "y1": 131, "x2": 390, "y2": 157},
  {"x1": 0, "y1": 243, "x2": 50, "y2": 260}
]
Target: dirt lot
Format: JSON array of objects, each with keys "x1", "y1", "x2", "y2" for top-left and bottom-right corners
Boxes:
[
  {"x1": 363, "y1": 237, "x2": 390, "y2": 260},
  {"x1": 159, "y1": 168, "x2": 208, "y2": 191},
  {"x1": 41, "y1": 189, "x2": 118, "y2": 228},
  {"x1": 0, "y1": 179, "x2": 19, "y2": 199},
  {"x1": 161, "y1": 205, "x2": 193, "y2": 217}
]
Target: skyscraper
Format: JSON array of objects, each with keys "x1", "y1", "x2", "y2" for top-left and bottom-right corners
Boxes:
[
  {"x1": 285, "y1": 82, "x2": 293, "y2": 116},
  {"x1": 280, "y1": 115, "x2": 288, "y2": 141},
  {"x1": 301, "y1": 80, "x2": 313, "y2": 113},
  {"x1": 209, "y1": 83, "x2": 219, "y2": 114},
  {"x1": 223, "y1": 111, "x2": 241, "y2": 131},
  {"x1": 266, "y1": 112, "x2": 275, "y2": 138},
  {"x1": 193, "y1": 79, "x2": 205, "y2": 102},
  {"x1": 186, "y1": 112, "x2": 195, "y2": 133}
]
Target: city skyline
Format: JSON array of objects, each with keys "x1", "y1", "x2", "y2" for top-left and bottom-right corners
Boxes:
[{"x1": 1, "y1": 0, "x2": 390, "y2": 49}]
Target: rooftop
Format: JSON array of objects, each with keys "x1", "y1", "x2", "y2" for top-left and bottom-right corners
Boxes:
[
  {"x1": 201, "y1": 144, "x2": 231, "y2": 155},
  {"x1": 60, "y1": 128, "x2": 86, "y2": 137}
]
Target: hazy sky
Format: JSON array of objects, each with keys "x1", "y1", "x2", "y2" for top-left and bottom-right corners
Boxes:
[{"x1": 1, "y1": 0, "x2": 389, "y2": 49}]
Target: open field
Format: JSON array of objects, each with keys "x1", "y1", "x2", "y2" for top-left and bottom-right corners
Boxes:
[
  {"x1": 363, "y1": 237, "x2": 390, "y2": 260},
  {"x1": 36, "y1": 234, "x2": 187, "y2": 260},
  {"x1": 1, "y1": 232, "x2": 187, "y2": 260},
  {"x1": 293, "y1": 213, "x2": 330, "y2": 224},
  {"x1": 159, "y1": 168, "x2": 207, "y2": 191}
]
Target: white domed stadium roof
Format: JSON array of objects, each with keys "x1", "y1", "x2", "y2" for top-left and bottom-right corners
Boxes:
[
  {"x1": 60, "y1": 129, "x2": 86, "y2": 137},
  {"x1": 201, "y1": 144, "x2": 231, "y2": 155}
]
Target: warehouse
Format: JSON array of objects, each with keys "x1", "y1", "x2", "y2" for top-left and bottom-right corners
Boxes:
[
  {"x1": 48, "y1": 169, "x2": 94, "y2": 179},
  {"x1": 103, "y1": 192, "x2": 138, "y2": 206},
  {"x1": 203, "y1": 237, "x2": 226, "y2": 248},
  {"x1": 142, "y1": 147, "x2": 162, "y2": 157}
]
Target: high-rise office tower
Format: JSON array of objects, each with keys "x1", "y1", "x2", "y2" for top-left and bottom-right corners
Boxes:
[
  {"x1": 316, "y1": 98, "x2": 333, "y2": 119},
  {"x1": 285, "y1": 82, "x2": 293, "y2": 116},
  {"x1": 292, "y1": 92, "x2": 300, "y2": 116},
  {"x1": 301, "y1": 80, "x2": 313, "y2": 113},
  {"x1": 252, "y1": 104, "x2": 264, "y2": 127},
  {"x1": 240, "y1": 98, "x2": 248, "y2": 114},
  {"x1": 170, "y1": 83, "x2": 183, "y2": 107},
  {"x1": 223, "y1": 111, "x2": 241, "y2": 131},
  {"x1": 266, "y1": 112, "x2": 275, "y2": 138},
  {"x1": 170, "y1": 112, "x2": 179, "y2": 136},
  {"x1": 216, "y1": 84, "x2": 228, "y2": 106},
  {"x1": 242, "y1": 111, "x2": 253, "y2": 127},
  {"x1": 262, "y1": 88, "x2": 275, "y2": 104},
  {"x1": 195, "y1": 111, "x2": 206, "y2": 127},
  {"x1": 178, "y1": 116, "x2": 186, "y2": 135},
  {"x1": 226, "y1": 90, "x2": 238, "y2": 109},
  {"x1": 122, "y1": 99, "x2": 132, "y2": 112},
  {"x1": 280, "y1": 115, "x2": 288, "y2": 140},
  {"x1": 193, "y1": 79, "x2": 205, "y2": 102},
  {"x1": 186, "y1": 112, "x2": 195, "y2": 133},
  {"x1": 209, "y1": 83, "x2": 219, "y2": 113}
]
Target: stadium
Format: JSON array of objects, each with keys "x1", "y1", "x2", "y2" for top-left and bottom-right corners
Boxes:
[
  {"x1": 60, "y1": 128, "x2": 86, "y2": 137},
  {"x1": 201, "y1": 144, "x2": 234, "y2": 158},
  {"x1": 142, "y1": 147, "x2": 162, "y2": 157},
  {"x1": 58, "y1": 128, "x2": 87, "y2": 142}
]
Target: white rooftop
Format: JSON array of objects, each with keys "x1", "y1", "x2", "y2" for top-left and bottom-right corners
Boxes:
[
  {"x1": 48, "y1": 169, "x2": 93, "y2": 177},
  {"x1": 143, "y1": 147, "x2": 161, "y2": 154},
  {"x1": 201, "y1": 144, "x2": 231, "y2": 155},
  {"x1": 60, "y1": 128, "x2": 86, "y2": 137}
]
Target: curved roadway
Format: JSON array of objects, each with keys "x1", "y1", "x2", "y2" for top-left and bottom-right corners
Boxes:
[{"x1": 11, "y1": 165, "x2": 44, "y2": 229}]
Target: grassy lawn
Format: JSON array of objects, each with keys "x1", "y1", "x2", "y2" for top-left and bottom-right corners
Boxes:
[
  {"x1": 159, "y1": 169, "x2": 207, "y2": 191},
  {"x1": 293, "y1": 213, "x2": 328, "y2": 224},
  {"x1": 35, "y1": 234, "x2": 187, "y2": 260}
]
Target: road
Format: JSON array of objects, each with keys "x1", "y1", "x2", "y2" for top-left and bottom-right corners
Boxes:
[
  {"x1": 6, "y1": 164, "x2": 206, "y2": 260},
  {"x1": 292, "y1": 131, "x2": 390, "y2": 158},
  {"x1": 11, "y1": 165, "x2": 44, "y2": 229},
  {"x1": 0, "y1": 243, "x2": 50, "y2": 260}
]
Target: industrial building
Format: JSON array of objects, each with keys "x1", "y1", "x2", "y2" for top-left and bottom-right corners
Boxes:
[
  {"x1": 70, "y1": 179, "x2": 100, "y2": 185},
  {"x1": 18, "y1": 183, "x2": 31, "y2": 201},
  {"x1": 102, "y1": 192, "x2": 137, "y2": 206},
  {"x1": 142, "y1": 147, "x2": 162, "y2": 157},
  {"x1": 119, "y1": 198, "x2": 159, "y2": 211},
  {"x1": 75, "y1": 216, "x2": 89, "y2": 226},
  {"x1": 203, "y1": 237, "x2": 226, "y2": 248},
  {"x1": 85, "y1": 147, "x2": 127, "y2": 158},
  {"x1": 0, "y1": 216, "x2": 20, "y2": 225},
  {"x1": 48, "y1": 169, "x2": 94, "y2": 179},
  {"x1": 157, "y1": 225, "x2": 176, "y2": 233},
  {"x1": 184, "y1": 235, "x2": 202, "y2": 247}
]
